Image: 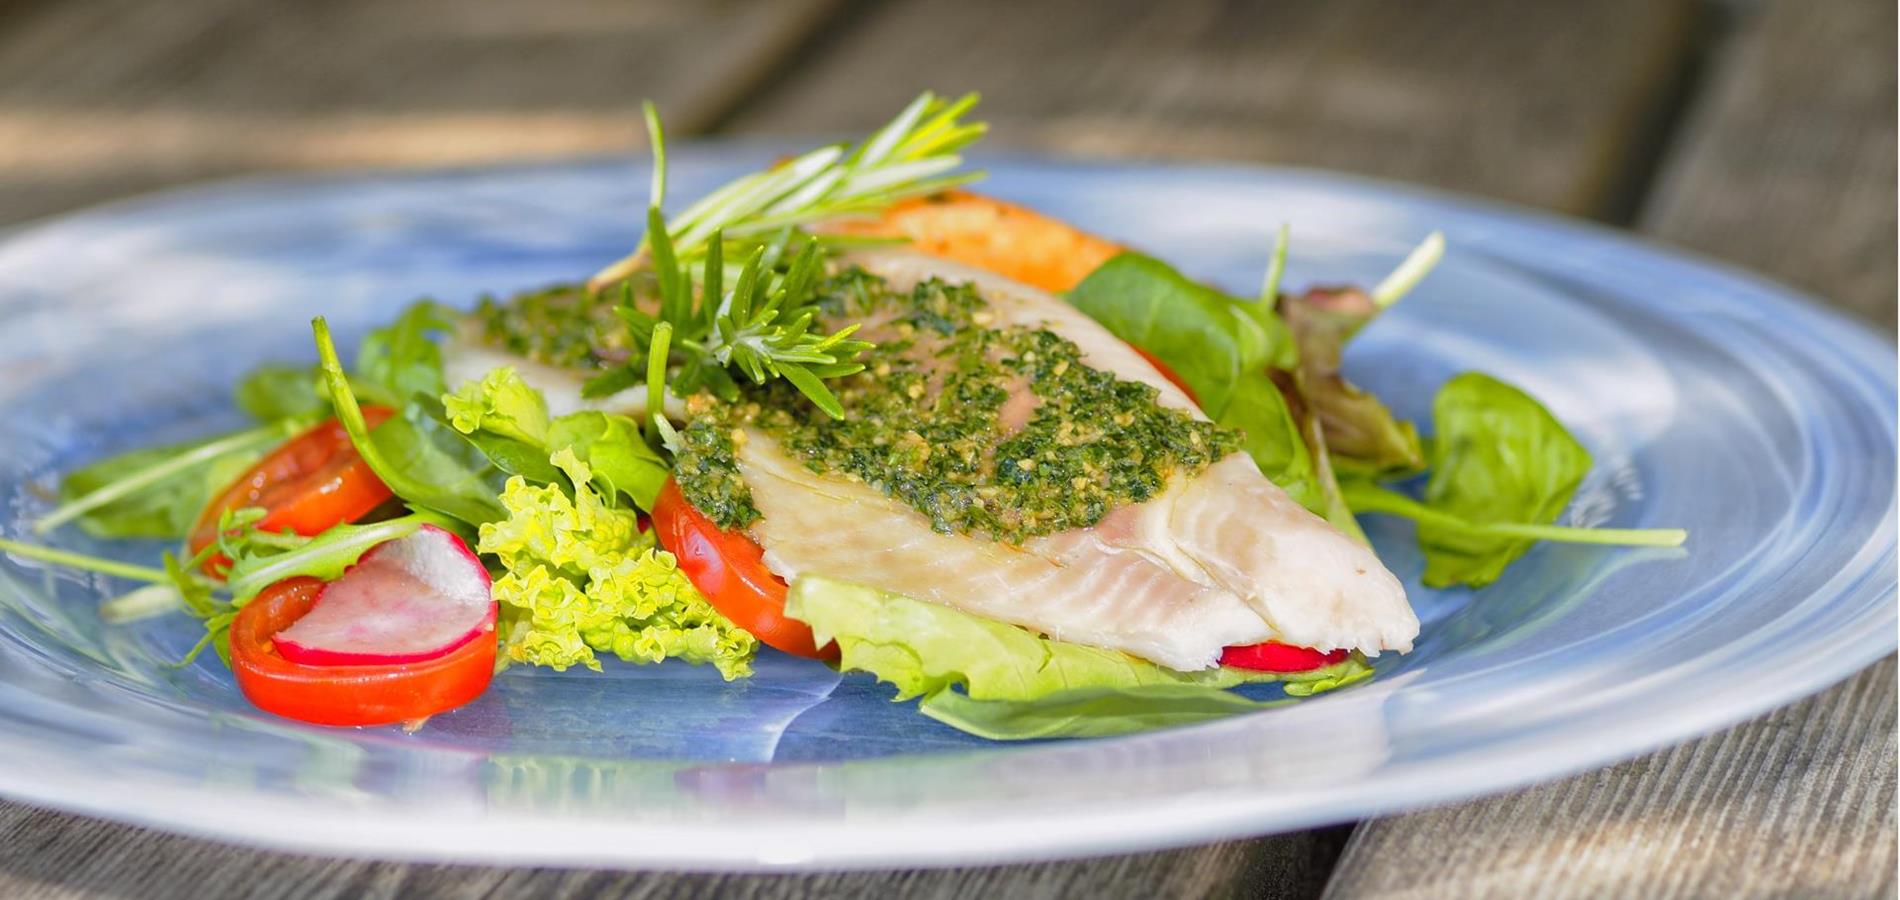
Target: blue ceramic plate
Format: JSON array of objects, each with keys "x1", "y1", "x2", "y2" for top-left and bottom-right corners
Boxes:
[{"x1": 0, "y1": 150, "x2": 1892, "y2": 869}]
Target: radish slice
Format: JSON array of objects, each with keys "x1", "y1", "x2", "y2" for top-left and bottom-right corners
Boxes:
[{"x1": 272, "y1": 525, "x2": 495, "y2": 666}]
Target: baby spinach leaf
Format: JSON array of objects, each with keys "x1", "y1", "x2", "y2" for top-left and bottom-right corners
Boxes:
[
  {"x1": 233, "y1": 365, "x2": 328, "y2": 422},
  {"x1": 314, "y1": 317, "x2": 506, "y2": 528},
  {"x1": 1417, "y1": 372, "x2": 1592, "y2": 586},
  {"x1": 1068, "y1": 253, "x2": 1294, "y2": 415},
  {"x1": 461, "y1": 432, "x2": 567, "y2": 485},
  {"x1": 1069, "y1": 253, "x2": 1337, "y2": 514}
]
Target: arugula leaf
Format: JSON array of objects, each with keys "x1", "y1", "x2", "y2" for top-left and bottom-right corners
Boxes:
[
  {"x1": 1279, "y1": 286, "x2": 1425, "y2": 475},
  {"x1": 221, "y1": 514, "x2": 449, "y2": 605},
  {"x1": 45, "y1": 426, "x2": 286, "y2": 539},
  {"x1": 785, "y1": 576, "x2": 1373, "y2": 740},
  {"x1": 314, "y1": 317, "x2": 507, "y2": 527},
  {"x1": 1411, "y1": 372, "x2": 1593, "y2": 586}
]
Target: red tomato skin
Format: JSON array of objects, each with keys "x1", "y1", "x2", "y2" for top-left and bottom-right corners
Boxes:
[
  {"x1": 191, "y1": 408, "x2": 397, "y2": 573},
  {"x1": 651, "y1": 479, "x2": 832, "y2": 660},
  {"x1": 1220, "y1": 641, "x2": 1350, "y2": 673},
  {"x1": 1129, "y1": 345, "x2": 1200, "y2": 407},
  {"x1": 230, "y1": 576, "x2": 496, "y2": 727}
]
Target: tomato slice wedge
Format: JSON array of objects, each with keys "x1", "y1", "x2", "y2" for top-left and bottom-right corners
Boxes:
[
  {"x1": 651, "y1": 479, "x2": 832, "y2": 660},
  {"x1": 1220, "y1": 641, "x2": 1350, "y2": 673},
  {"x1": 190, "y1": 408, "x2": 396, "y2": 571},
  {"x1": 1129, "y1": 345, "x2": 1199, "y2": 407},
  {"x1": 230, "y1": 575, "x2": 496, "y2": 727}
]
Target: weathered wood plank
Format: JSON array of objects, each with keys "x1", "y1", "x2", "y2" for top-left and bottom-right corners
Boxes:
[
  {"x1": 1640, "y1": 0, "x2": 1898, "y2": 328},
  {"x1": 0, "y1": 799, "x2": 1347, "y2": 900},
  {"x1": 1327, "y1": 1, "x2": 1898, "y2": 896},
  {"x1": 724, "y1": 0, "x2": 1699, "y2": 217},
  {"x1": 0, "y1": 0, "x2": 842, "y2": 224},
  {"x1": 1327, "y1": 660, "x2": 1898, "y2": 900}
]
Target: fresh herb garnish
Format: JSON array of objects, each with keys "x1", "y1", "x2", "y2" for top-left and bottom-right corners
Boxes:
[
  {"x1": 588, "y1": 91, "x2": 987, "y2": 290},
  {"x1": 586, "y1": 209, "x2": 875, "y2": 420}
]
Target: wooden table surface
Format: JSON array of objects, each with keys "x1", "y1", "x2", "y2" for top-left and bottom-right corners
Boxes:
[{"x1": 0, "y1": 1, "x2": 1892, "y2": 897}]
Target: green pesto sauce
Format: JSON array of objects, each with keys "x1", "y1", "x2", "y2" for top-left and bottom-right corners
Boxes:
[
  {"x1": 473, "y1": 280, "x2": 637, "y2": 371},
  {"x1": 676, "y1": 269, "x2": 1243, "y2": 544}
]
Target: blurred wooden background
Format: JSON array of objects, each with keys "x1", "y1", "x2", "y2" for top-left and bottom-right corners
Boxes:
[{"x1": 0, "y1": 0, "x2": 1892, "y2": 897}]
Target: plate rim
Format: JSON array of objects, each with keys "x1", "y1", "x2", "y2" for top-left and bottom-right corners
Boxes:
[{"x1": 0, "y1": 148, "x2": 1891, "y2": 869}]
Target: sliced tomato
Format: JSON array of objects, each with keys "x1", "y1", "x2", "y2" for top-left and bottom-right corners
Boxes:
[
  {"x1": 1129, "y1": 345, "x2": 1199, "y2": 407},
  {"x1": 1221, "y1": 641, "x2": 1350, "y2": 673},
  {"x1": 651, "y1": 479, "x2": 832, "y2": 660},
  {"x1": 230, "y1": 575, "x2": 496, "y2": 727},
  {"x1": 190, "y1": 408, "x2": 396, "y2": 571}
]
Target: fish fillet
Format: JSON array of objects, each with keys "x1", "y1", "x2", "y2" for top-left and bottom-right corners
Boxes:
[{"x1": 738, "y1": 249, "x2": 1416, "y2": 669}]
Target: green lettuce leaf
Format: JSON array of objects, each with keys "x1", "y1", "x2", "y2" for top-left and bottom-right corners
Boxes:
[
  {"x1": 785, "y1": 576, "x2": 1374, "y2": 740},
  {"x1": 918, "y1": 684, "x2": 1280, "y2": 741},
  {"x1": 545, "y1": 412, "x2": 668, "y2": 511},
  {"x1": 444, "y1": 367, "x2": 669, "y2": 510},
  {"x1": 445, "y1": 366, "x2": 551, "y2": 446}
]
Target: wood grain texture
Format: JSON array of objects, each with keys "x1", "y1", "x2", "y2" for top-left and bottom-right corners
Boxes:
[
  {"x1": 0, "y1": 0, "x2": 841, "y2": 224},
  {"x1": 1640, "y1": 0, "x2": 1898, "y2": 326},
  {"x1": 723, "y1": 0, "x2": 1699, "y2": 216},
  {"x1": 0, "y1": 801, "x2": 1347, "y2": 900},
  {"x1": 1326, "y1": 659, "x2": 1898, "y2": 900},
  {"x1": 1327, "y1": 1, "x2": 1898, "y2": 896}
]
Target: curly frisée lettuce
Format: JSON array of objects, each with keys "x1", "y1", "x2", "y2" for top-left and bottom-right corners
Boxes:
[
  {"x1": 785, "y1": 576, "x2": 1373, "y2": 740},
  {"x1": 479, "y1": 448, "x2": 757, "y2": 678}
]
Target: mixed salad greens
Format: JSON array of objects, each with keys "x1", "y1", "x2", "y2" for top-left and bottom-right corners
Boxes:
[{"x1": 0, "y1": 92, "x2": 1685, "y2": 738}]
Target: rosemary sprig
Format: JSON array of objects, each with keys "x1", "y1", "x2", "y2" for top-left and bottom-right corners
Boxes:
[
  {"x1": 588, "y1": 91, "x2": 987, "y2": 291},
  {"x1": 585, "y1": 207, "x2": 874, "y2": 419}
]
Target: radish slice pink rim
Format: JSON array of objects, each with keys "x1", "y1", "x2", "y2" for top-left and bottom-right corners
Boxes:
[{"x1": 271, "y1": 525, "x2": 496, "y2": 667}]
